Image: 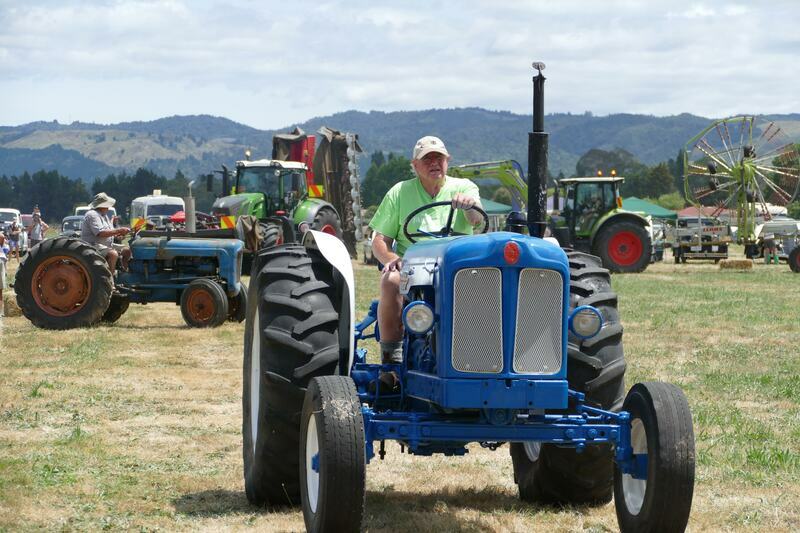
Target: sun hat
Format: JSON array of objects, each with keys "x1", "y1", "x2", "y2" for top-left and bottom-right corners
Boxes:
[
  {"x1": 90, "y1": 192, "x2": 116, "y2": 209},
  {"x1": 412, "y1": 136, "x2": 450, "y2": 160}
]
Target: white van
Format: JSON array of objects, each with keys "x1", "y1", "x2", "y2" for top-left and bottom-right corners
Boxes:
[
  {"x1": 0, "y1": 208, "x2": 30, "y2": 254},
  {"x1": 129, "y1": 193, "x2": 184, "y2": 230},
  {"x1": 75, "y1": 205, "x2": 117, "y2": 221}
]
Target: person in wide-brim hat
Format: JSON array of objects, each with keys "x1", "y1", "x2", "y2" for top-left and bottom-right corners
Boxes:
[
  {"x1": 90, "y1": 192, "x2": 116, "y2": 209},
  {"x1": 82, "y1": 192, "x2": 131, "y2": 272}
]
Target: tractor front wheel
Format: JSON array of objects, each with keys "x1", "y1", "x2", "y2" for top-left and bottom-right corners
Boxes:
[
  {"x1": 101, "y1": 293, "x2": 130, "y2": 324},
  {"x1": 595, "y1": 221, "x2": 651, "y2": 273},
  {"x1": 300, "y1": 376, "x2": 365, "y2": 532},
  {"x1": 180, "y1": 278, "x2": 228, "y2": 328},
  {"x1": 613, "y1": 382, "x2": 695, "y2": 533},
  {"x1": 242, "y1": 245, "x2": 341, "y2": 506},
  {"x1": 789, "y1": 247, "x2": 800, "y2": 273},
  {"x1": 14, "y1": 237, "x2": 113, "y2": 329}
]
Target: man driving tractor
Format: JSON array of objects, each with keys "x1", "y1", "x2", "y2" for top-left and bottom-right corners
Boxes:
[
  {"x1": 81, "y1": 192, "x2": 132, "y2": 273},
  {"x1": 368, "y1": 135, "x2": 483, "y2": 391}
]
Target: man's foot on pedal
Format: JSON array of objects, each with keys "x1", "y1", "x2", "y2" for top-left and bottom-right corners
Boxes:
[{"x1": 368, "y1": 371, "x2": 400, "y2": 394}]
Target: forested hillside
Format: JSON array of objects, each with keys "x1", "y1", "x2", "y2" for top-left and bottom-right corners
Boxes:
[{"x1": 4, "y1": 109, "x2": 799, "y2": 183}]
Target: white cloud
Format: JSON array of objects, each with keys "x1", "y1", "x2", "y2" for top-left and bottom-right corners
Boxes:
[{"x1": 0, "y1": 0, "x2": 798, "y2": 128}]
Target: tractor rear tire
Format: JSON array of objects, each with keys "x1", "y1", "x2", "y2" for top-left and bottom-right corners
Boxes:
[
  {"x1": 300, "y1": 376, "x2": 366, "y2": 532},
  {"x1": 101, "y1": 293, "x2": 130, "y2": 324},
  {"x1": 242, "y1": 245, "x2": 341, "y2": 507},
  {"x1": 511, "y1": 251, "x2": 626, "y2": 505},
  {"x1": 595, "y1": 221, "x2": 651, "y2": 273},
  {"x1": 228, "y1": 281, "x2": 248, "y2": 322},
  {"x1": 613, "y1": 382, "x2": 695, "y2": 532},
  {"x1": 311, "y1": 207, "x2": 342, "y2": 239},
  {"x1": 14, "y1": 237, "x2": 113, "y2": 329},
  {"x1": 180, "y1": 278, "x2": 229, "y2": 328},
  {"x1": 789, "y1": 247, "x2": 800, "y2": 273}
]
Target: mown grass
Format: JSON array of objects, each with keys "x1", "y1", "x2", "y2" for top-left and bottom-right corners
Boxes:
[{"x1": 1, "y1": 247, "x2": 799, "y2": 531}]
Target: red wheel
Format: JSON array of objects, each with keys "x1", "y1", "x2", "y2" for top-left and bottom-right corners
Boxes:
[
  {"x1": 14, "y1": 237, "x2": 113, "y2": 329},
  {"x1": 180, "y1": 279, "x2": 229, "y2": 327},
  {"x1": 595, "y1": 221, "x2": 651, "y2": 273},
  {"x1": 608, "y1": 231, "x2": 644, "y2": 267},
  {"x1": 32, "y1": 255, "x2": 93, "y2": 317}
]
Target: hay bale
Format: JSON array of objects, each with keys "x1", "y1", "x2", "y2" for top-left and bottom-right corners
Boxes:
[
  {"x1": 719, "y1": 259, "x2": 753, "y2": 270},
  {"x1": 3, "y1": 290, "x2": 22, "y2": 317}
]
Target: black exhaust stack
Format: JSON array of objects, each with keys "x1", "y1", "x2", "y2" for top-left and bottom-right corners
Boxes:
[{"x1": 527, "y1": 62, "x2": 548, "y2": 238}]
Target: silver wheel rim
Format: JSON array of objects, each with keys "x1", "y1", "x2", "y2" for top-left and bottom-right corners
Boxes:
[
  {"x1": 523, "y1": 441, "x2": 541, "y2": 462},
  {"x1": 305, "y1": 414, "x2": 320, "y2": 513},
  {"x1": 622, "y1": 418, "x2": 647, "y2": 515},
  {"x1": 249, "y1": 312, "x2": 260, "y2": 454}
]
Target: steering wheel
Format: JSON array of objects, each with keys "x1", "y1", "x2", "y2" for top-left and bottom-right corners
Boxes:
[{"x1": 403, "y1": 200, "x2": 489, "y2": 244}]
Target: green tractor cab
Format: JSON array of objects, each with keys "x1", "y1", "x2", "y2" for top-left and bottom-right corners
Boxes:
[{"x1": 211, "y1": 159, "x2": 342, "y2": 251}]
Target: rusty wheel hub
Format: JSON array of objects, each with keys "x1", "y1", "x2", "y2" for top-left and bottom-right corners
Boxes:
[{"x1": 32, "y1": 256, "x2": 92, "y2": 316}]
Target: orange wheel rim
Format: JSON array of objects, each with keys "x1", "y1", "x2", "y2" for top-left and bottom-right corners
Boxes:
[
  {"x1": 32, "y1": 255, "x2": 93, "y2": 317},
  {"x1": 187, "y1": 289, "x2": 216, "y2": 323}
]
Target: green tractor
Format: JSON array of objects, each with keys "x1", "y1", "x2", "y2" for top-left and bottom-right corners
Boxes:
[
  {"x1": 450, "y1": 162, "x2": 652, "y2": 273},
  {"x1": 210, "y1": 158, "x2": 342, "y2": 252},
  {"x1": 551, "y1": 176, "x2": 651, "y2": 273}
]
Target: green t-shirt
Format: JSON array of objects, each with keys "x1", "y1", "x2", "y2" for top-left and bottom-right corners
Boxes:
[{"x1": 369, "y1": 175, "x2": 481, "y2": 256}]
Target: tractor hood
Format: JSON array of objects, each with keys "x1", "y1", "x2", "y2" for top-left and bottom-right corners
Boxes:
[
  {"x1": 211, "y1": 193, "x2": 262, "y2": 217},
  {"x1": 400, "y1": 232, "x2": 568, "y2": 293}
]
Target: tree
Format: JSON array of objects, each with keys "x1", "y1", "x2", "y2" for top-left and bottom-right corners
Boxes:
[
  {"x1": 654, "y1": 192, "x2": 685, "y2": 211},
  {"x1": 370, "y1": 150, "x2": 386, "y2": 168},
  {"x1": 575, "y1": 148, "x2": 646, "y2": 178},
  {"x1": 645, "y1": 163, "x2": 675, "y2": 198},
  {"x1": 361, "y1": 154, "x2": 414, "y2": 208}
]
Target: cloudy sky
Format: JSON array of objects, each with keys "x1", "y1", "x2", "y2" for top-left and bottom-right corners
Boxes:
[{"x1": 1, "y1": 0, "x2": 798, "y2": 130}]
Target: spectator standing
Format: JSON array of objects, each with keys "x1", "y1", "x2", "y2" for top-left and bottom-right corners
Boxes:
[
  {"x1": 27, "y1": 213, "x2": 49, "y2": 247},
  {"x1": 7, "y1": 220, "x2": 21, "y2": 262},
  {"x1": 0, "y1": 232, "x2": 8, "y2": 316}
]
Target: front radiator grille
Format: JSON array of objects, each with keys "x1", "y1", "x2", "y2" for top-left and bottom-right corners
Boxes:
[
  {"x1": 514, "y1": 269, "x2": 563, "y2": 374},
  {"x1": 451, "y1": 268, "x2": 503, "y2": 373}
]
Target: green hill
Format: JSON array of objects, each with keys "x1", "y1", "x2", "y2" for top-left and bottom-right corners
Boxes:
[{"x1": 2, "y1": 110, "x2": 799, "y2": 182}]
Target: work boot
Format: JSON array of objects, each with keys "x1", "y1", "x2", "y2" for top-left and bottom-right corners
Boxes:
[
  {"x1": 368, "y1": 341, "x2": 403, "y2": 394},
  {"x1": 368, "y1": 370, "x2": 400, "y2": 394}
]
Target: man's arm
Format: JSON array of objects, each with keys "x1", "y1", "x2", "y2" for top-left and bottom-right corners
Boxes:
[
  {"x1": 95, "y1": 227, "x2": 129, "y2": 239},
  {"x1": 372, "y1": 232, "x2": 402, "y2": 272}
]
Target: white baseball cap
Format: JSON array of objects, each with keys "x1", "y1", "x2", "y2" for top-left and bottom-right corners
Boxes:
[{"x1": 412, "y1": 136, "x2": 450, "y2": 160}]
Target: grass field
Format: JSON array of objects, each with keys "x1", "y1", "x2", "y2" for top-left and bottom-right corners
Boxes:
[{"x1": 1, "y1": 247, "x2": 799, "y2": 532}]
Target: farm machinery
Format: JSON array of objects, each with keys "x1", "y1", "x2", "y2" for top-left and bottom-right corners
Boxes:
[
  {"x1": 684, "y1": 115, "x2": 800, "y2": 258},
  {"x1": 449, "y1": 162, "x2": 653, "y2": 273},
  {"x1": 209, "y1": 128, "x2": 364, "y2": 262},
  {"x1": 15, "y1": 230, "x2": 244, "y2": 330},
  {"x1": 241, "y1": 64, "x2": 695, "y2": 532}
]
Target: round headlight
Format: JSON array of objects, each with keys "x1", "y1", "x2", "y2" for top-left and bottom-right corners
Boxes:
[
  {"x1": 402, "y1": 301, "x2": 435, "y2": 334},
  {"x1": 569, "y1": 305, "x2": 603, "y2": 339}
]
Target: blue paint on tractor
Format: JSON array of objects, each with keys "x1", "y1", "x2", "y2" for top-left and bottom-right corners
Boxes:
[
  {"x1": 116, "y1": 235, "x2": 243, "y2": 304},
  {"x1": 349, "y1": 230, "x2": 641, "y2": 478}
]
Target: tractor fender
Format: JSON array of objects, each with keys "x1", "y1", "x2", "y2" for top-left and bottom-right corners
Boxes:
[
  {"x1": 590, "y1": 211, "x2": 649, "y2": 244},
  {"x1": 293, "y1": 197, "x2": 337, "y2": 226},
  {"x1": 302, "y1": 229, "x2": 355, "y2": 375}
]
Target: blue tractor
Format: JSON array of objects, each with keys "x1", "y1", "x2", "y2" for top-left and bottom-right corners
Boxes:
[
  {"x1": 241, "y1": 65, "x2": 695, "y2": 533},
  {"x1": 15, "y1": 231, "x2": 244, "y2": 329}
]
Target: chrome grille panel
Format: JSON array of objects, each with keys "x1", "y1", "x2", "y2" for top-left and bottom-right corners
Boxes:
[
  {"x1": 514, "y1": 269, "x2": 563, "y2": 374},
  {"x1": 451, "y1": 268, "x2": 503, "y2": 373}
]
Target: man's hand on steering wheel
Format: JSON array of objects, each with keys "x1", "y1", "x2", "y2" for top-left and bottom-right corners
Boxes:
[{"x1": 403, "y1": 200, "x2": 489, "y2": 244}]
